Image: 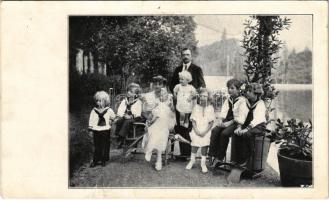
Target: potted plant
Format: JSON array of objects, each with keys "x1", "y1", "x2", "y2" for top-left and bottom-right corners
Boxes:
[
  {"x1": 212, "y1": 89, "x2": 227, "y2": 112},
  {"x1": 273, "y1": 118, "x2": 313, "y2": 187}
]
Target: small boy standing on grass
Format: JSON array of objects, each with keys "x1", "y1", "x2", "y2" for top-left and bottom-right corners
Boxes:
[{"x1": 88, "y1": 91, "x2": 116, "y2": 167}]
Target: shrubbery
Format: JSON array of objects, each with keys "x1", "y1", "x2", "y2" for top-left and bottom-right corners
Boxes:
[
  {"x1": 70, "y1": 73, "x2": 119, "y2": 97},
  {"x1": 69, "y1": 113, "x2": 93, "y2": 178},
  {"x1": 69, "y1": 72, "x2": 122, "y2": 110}
]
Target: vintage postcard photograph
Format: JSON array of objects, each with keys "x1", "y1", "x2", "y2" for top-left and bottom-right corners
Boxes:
[
  {"x1": 69, "y1": 14, "x2": 313, "y2": 188},
  {"x1": 1, "y1": 1, "x2": 328, "y2": 198}
]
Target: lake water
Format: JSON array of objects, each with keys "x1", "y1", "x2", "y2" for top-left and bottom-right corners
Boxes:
[
  {"x1": 70, "y1": 76, "x2": 313, "y2": 123},
  {"x1": 205, "y1": 76, "x2": 313, "y2": 122}
]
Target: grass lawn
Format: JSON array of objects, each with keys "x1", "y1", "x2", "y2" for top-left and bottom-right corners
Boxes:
[
  {"x1": 70, "y1": 151, "x2": 280, "y2": 188},
  {"x1": 69, "y1": 102, "x2": 281, "y2": 188}
]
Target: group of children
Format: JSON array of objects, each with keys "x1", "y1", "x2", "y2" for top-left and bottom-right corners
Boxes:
[
  {"x1": 208, "y1": 79, "x2": 267, "y2": 169},
  {"x1": 88, "y1": 70, "x2": 267, "y2": 174}
]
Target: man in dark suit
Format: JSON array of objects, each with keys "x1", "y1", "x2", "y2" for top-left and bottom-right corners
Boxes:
[
  {"x1": 169, "y1": 48, "x2": 206, "y2": 93},
  {"x1": 170, "y1": 48, "x2": 206, "y2": 160}
]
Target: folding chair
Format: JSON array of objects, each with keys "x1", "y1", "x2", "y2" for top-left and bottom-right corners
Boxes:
[{"x1": 121, "y1": 120, "x2": 147, "y2": 163}]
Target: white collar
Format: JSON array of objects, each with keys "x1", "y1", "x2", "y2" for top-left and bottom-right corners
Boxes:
[
  {"x1": 247, "y1": 99, "x2": 263, "y2": 109},
  {"x1": 94, "y1": 107, "x2": 109, "y2": 112},
  {"x1": 182, "y1": 62, "x2": 191, "y2": 70}
]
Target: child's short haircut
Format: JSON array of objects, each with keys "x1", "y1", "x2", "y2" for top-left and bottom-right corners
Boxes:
[
  {"x1": 127, "y1": 82, "x2": 141, "y2": 97},
  {"x1": 179, "y1": 70, "x2": 192, "y2": 83},
  {"x1": 94, "y1": 91, "x2": 110, "y2": 106},
  {"x1": 227, "y1": 78, "x2": 242, "y2": 89},
  {"x1": 245, "y1": 83, "x2": 264, "y2": 96}
]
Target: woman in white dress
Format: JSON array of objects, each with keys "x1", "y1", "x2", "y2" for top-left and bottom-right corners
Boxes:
[
  {"x1": 140, "y1": 75, "x2": 167, "y2": 148},
  {"x1": 186, "y1": 88, "x2": 215, "y2": 173},
  {"x1": 144, "y1": 88, "x2": 175, "y2": 171},
  {"x1": 145, "y1": 88, "x2": 175, "y2": 171}
]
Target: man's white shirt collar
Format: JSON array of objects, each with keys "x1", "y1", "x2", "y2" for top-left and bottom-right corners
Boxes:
[{"x1": 182, "y1": 62, "x2": 191, "y2": 71}]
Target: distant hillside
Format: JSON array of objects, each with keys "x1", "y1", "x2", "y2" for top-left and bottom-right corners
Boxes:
[
  {"x1": 195, "y1": 38, "x2": 312, "y2": 84},
  {"x1": 195, "y1": 38, "x2": 245, "y2": 79},
  {"x1": 274, "y1": 47, "x2": 312, "y2": 84}
]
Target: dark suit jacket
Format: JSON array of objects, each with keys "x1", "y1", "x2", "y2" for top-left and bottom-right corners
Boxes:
[{"x1": 169, "y1": 63, "x2": 206, "y2": 93}]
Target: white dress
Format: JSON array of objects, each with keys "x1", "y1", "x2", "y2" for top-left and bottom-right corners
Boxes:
[
  {"x1": 174, "y1": 84, "x2": 196, "y2": 114},
  {"x1": 145, "y1": 101, "x2": 176, "y2": 152},
  {"x1": 189, "y1": 104, "x2": 215, "y2": 147}
]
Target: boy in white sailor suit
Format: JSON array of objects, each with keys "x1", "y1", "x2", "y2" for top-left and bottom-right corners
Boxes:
[
  {"x1": 115, "y1": 83, "x2": 143, "y2": 148},
  {"x1": 233, "y1": 83, "x2": 267, "y2": 166},
  {"x1": 89, "y1": 91, "x2": 116, "y2": 167},
  {"x1": 208, "y1": 79, "x2": 249, "y2": 167}
]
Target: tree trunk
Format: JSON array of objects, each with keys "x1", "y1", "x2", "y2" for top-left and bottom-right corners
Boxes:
[
  {"x1": 83, "y1": 52, "x2": 89, "y2": 74},
  {"x1": 106, "y1": 60, "x2": 111, "y2": 76},
  {"x1": 93, "y1": 51, "x2": 99, "y2": 74},
  {"x1": 89, "y1": 51, "x2": 94, "y2": 74},
  {"x1": 97, "y1": 62, "x2": 101, "y2": 74},
  {"x1": 76, "y1": 48, "x2": 84, "y2": 75},
  {"x1": 103, "y1": 63, "x2": 107, "y2": 75}
]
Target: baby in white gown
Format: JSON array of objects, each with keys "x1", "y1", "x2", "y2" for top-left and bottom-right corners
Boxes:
[{"x1": 144, "y1": 88, "x2": 175, "y2": 171}]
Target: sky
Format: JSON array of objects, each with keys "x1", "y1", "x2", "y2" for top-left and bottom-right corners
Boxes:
[{"x1": 194, "y1": 15, "x2": 312, "y2": 52}]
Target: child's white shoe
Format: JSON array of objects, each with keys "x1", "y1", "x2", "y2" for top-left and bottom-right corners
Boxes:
[
  {"x1": 145, "y1": 151, "x2": 152, "y2": 162},
  {"x1": 186, "y1": 153, "x2": 196, "y2": 170},
  {"x1": 155, "y1": 161, "x2": 162, "y2": 171},
  {"x1": 201, "y1": 164, "x2": 208, "y2": 173},
  {"x1": 201, "y1": 156, "x2": 208, "y2": 173},
  {"x1": 185, "y1": 160, "x2": 195, "y2": 170}
]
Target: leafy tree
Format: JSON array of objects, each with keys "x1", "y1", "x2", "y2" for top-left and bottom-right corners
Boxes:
[
  {"x1": 70, "y1": 16, "x2": 197, "y2": 92},
  {"x1": 241, "y1": 16, "x2": 291, "y2": 100}
]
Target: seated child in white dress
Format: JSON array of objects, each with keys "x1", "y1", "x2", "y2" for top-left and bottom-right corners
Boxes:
[
  {"x1": 173, "y1": 70, "x2": 197, "y2": 128},
  {"x1": 186, "y1": 88, "x2": 215, "y2": 173},
  {"x1": 88, "y1": 91, "x2": 116, "y2": 167},
  {"x1": 144, "y1": 88, "x2": 175, "y2": 171}
]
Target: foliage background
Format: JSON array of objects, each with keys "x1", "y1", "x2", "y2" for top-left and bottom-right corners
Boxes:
[{"x1": 69, "y1": 16, "x2": 198, "y2": 102}]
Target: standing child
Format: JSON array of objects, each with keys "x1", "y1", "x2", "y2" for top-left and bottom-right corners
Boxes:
[
  {"x1": 115, "y1": 83, "x2": 143, "y2": 148},
  {"x1": 173, "y1": 70, "x2": 197, "y2": 128},
  {"x1": 144, "y1": 88, "x2": 175, "y2": 171},
  {"x1": 186, "y1": 88, "x2": 215, "y2": 173},
  {"x1": 88, "y1": 91, "x2": 116, "y2": 167},
  {"x1": 208, "y1": 79, "x2": 249, "y2": 167},
  {"x1": 233, "y1": 83, "x2": 267, "y2": 166}
]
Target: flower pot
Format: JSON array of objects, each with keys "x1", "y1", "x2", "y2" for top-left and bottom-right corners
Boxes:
[
  {"x1": 277, "y1": 149, "x2": 313, "y2": 187},
  {"x1": 247, "y1": 135, "x2": 271, "y2": 171},
  {"x1": 231, "y1": 135, "x2": 271, "y2": 172}
]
